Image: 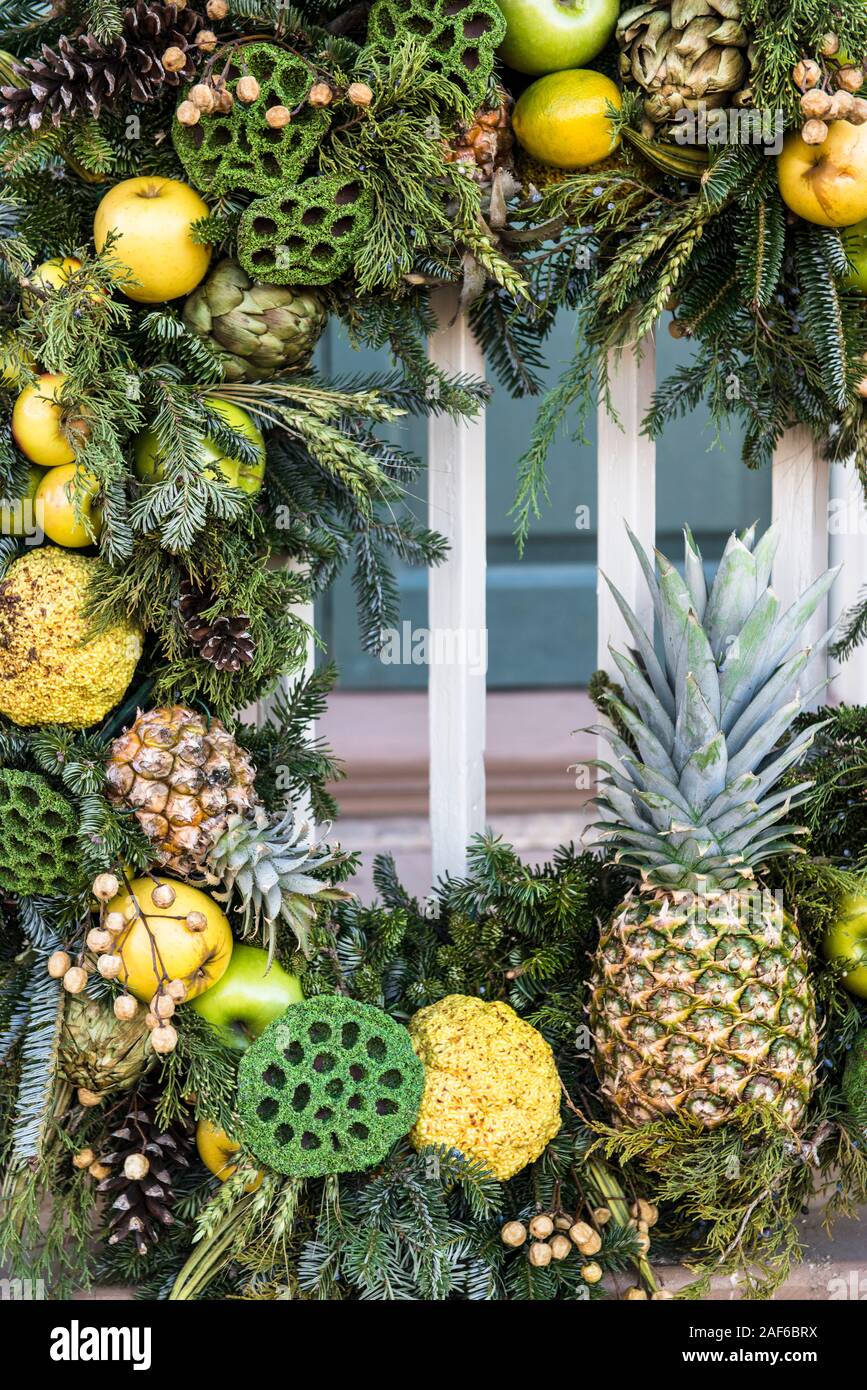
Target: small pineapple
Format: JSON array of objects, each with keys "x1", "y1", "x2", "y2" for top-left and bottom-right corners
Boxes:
[
  {"x1": 588, "y1": 523, "x2": 835, "y2": 1130},
  {"x1": 105, "y1": 706, "x2": 259, "y2": 877},
  {"x1": 207, "y1": 804, "x2": 351, "y2": 961}
]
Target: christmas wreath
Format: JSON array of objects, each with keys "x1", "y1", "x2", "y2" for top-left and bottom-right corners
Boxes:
[{"x1": 2, "y1": 0, "x2": 867, "y2": 1305}]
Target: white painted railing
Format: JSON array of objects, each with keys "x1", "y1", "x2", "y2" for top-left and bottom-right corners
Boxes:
[
  {"x1": 421, "y1": 318, "x2": 867, "y2": 880},
  {"x1": 269, "y1": 317, "x2": 867, "y2": 881}
]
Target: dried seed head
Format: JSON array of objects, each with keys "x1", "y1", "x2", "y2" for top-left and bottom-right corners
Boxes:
[
  {"x1": 265, "y1": 104, "x2": 291, "y2": 128},
  {"x1": 308, "y1": 82, "x2": 333, "y2": 107},
  {"x1": 197, "y1": 30, "x2": 219, "y2": 52},
  {"x1": 800, "y1": 88, "x2": 832, "y2": 119},
  {"x1": 528, "y1": 1214, "x2": 554, "y2": 1239},
  {"x1": 86, "y1": 927, "x2": 113, "y2": 953},
  {"x1": 72, "y1": 1148, "x2": 95, "y2": 1170},
  {"x1": 166, "y1": 978, "x2": 188, "y2": 1002},
  {"x1": 97, "y1": 953, "x2": 124, "y2": 980},
  {"x1": 151, "y1": 882, "x2": 176, "y2": 909},
  {"x1": 150, "y1": 992, "x2": 176, "y2": 1020},
  {"x1": 88, "y1": 1161, "x2": 111, "y2": 1180},
  {"x1": 123, "y1": 1153, "x2": 150, "y2": 1181},
  {"x1": 150, "y1": 1024, "x2": 179, "y2": 1054},
  {"x1": 236, "y1": 75, "x2": 261, "y2": 104},
  {"x1": 624, "y1": 1286, "x2": 648, "y2": 1300},
  {"x1": 207, "y1": 0, "x2": 229, "y2": 16},
  {"x1": 792, "y1": 58, "x2": 822, "y2": 90},
  {"x1": 105, "y1": 911, "x2": 127, "y2": 935},
  {"x1": 77, "y1": 1087, "x2": 101, "y2": 1107},
  {"x1": 500, "y1": 1220, "x2": 527, "y2": 1248},
  {"x1": 829, "y1": 89, "x2": 855, "y2": 119},
  {"x1": 161, "y1": 46, "x2": 187, "y2": 73},
  {"x1": 801, "y1": 117, "x2": 830, "y2": 144},
  {"x1": 63, "y1": 966, "x2": 88, "y2": 995},
  {"x1": 820, "y1": 32, "x2": 841, "y2": 57},
  {"x1": 347, "y1": 81, "x2": 373, "y2": 107},
  {"x1": 550, "y1": 1234, "x2": 572, "y2": 1261},
  {"x1": 92, "y1": 872, "x2": 119, "y2": 901},
  {"x1": 837, "y1": 66, "x2": 864, "y2": 93},
  {"x1": 185, "y1": 910, "x2": 207, "y2": 932},
  {"x1": 114, "y1": 994, "x2": 138, "y2": 1022},
  {"x1": 528, "y1": 1241, "x2": 552, "y2": 1267},
  {"x1": 581, "y1": 1262, "x2": 603, "y2": 1284},
  {"x1": 189, "y1": 82, "x2": 216, "y2": 113},
  {"x1": 47, "y1": 950, "x2": 71, "y2": 979}
]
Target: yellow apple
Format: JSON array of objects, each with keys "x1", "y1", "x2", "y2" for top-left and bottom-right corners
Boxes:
[
  {"x1": 196, "y1": 1117, "x2": 263, "y2": 1190},
  {"x1": 11, "y1": 373, "x2": 89, "y2": 467},
  {"x1": 106, "y1": 876, "x2": 233, "y2": 1003},
  {"x1": 35, "y1": 463, "x2": 103, "y2": 548},
  {"x1": 777, "y1": 120, "x2": 867, "y2": 227},
  {"x1": 24, "y1": 256, "x2": 104, "y2": 313},
  {"x1": 0, "y1": 333, "x2": 35, "y2": 390},
  {"x1": 93, "y1": 177, "x2": 211, "y2": 303}
]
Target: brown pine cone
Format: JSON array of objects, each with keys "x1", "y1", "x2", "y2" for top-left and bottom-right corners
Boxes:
[{"x1": 1, "y1": 2, "x2": 207, "y2": 130}]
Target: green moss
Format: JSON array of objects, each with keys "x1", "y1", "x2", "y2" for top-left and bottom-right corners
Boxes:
[
  {"x1": 237, "y1": 174, "x2": 373, "y2": 287},
  {"x1": 237, "y1": 997, "x2": 425, "y2": 1176},
  {"x1": 842, "y1": 1029, "x2": 867, "y2": 1128},
  {"x1": 367, "y1": 0, "x2": 505, "y2": 107},
  {"x1": 173, "y1": 42, "x2": 331, "y2": 196},
  {"x1": 0, "y1": 768, "x2": 79, "y2": 895}
]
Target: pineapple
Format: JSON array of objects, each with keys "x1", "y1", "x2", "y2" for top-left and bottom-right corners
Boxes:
[
  {"x1": 207, "y1": 804, "x2": 351, "y2": 961},
  {"x1": 588, "y1": 523, "x2": 836, "y2": 1130},
  {"x1": 105, "y1": 706, "x2": 259, "y2": 877}
]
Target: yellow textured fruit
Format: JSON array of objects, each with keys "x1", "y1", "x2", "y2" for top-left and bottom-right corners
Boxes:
[
  {"x1": 0, "y1": 548, "x2": 142, "y2": 727},
  {"x1": 106, "y1": 876, "x2": 232, "y2": 1003},
  {"x1": 408, "y1": 995, "x2": 561, "y2": 1180},
  {"x1": 512, "y1": 69, "x2": 621, "y2": 170}
]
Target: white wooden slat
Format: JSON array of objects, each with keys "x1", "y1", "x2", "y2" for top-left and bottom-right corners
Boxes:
[
  {"x1": 828, "y1": 458, "x2": 867, "y2": 705},
  {"x1": 770, "y1": 425, "x2": 830, "y2": 704},
  {"x1": 427, "y1": 290, "x2": 487, "y2": 881},
  {"x1": 596, "y1": 341, "x2": 657, "y2": 679}
]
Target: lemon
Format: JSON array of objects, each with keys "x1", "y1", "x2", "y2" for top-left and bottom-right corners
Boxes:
[{"x1": 512, "y1": 68, "x2": 621, "y2": 170}]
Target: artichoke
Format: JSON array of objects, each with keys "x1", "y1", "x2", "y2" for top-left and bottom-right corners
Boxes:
[
  {"x1": 183, "y1": 258, "x2": 327, "y2": 382},
  {"x1": 617, "y1": 0, "x2": 752, "y2": 126},
  {"x1": 59, "y1": 995, "x2": 153, "y2": 1100}
]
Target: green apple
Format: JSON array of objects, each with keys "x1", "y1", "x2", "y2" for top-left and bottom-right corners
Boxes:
[
  {"x1": 190, "y1": 943, "x2": 303, "y2": 1049},
  {"x1": 824, "y1": 893, "x2": 867, "y2": 998},
  {"x1": 843, "y1": 218, "x2": 867, "y2": 292},
  {"x1": 133, "y1": 396, "x2": 266, "y2": 495},
  {"x1": 495, "y1": 0, "x2": 619, "y2": 76}
]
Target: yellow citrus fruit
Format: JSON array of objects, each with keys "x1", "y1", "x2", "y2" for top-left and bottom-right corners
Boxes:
[
  {"x1": 106, "y1": 877, "x2": 233, "y2": 1003},
  {"x1": 777, "y1": 120, "x2": 867, "y2": 227},
  {"x1": 196, "y1": 1117, "x2": 263, "y2": 1190},
  {"x1": 512, "y1": 69, "x2": 622, "y2": 170},
  {"x1": 35, "y1": 463, "x2": 103, "y2": 548},
  {"x1": 11, "y1": 373, "x2": 89, "y2": 468}
]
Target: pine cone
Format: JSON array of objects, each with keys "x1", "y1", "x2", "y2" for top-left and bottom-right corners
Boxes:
[
  {"x1": 179, "y1": 579, "x2": 256, "y2": 672},
  {"x1": 1, "y1": 2, "x2": 206, "y2": 130},
  {"x1": 97, "y1": 1086, "x2": 195, "y2": 1256}
]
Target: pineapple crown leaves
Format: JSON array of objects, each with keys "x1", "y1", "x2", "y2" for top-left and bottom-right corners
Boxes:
[
  {"x1": 589, "y1": 522, "x2": 839, "y2": 890},
  {"x1": 206, "y1": 803, "x2": 351, "y2": 964}
]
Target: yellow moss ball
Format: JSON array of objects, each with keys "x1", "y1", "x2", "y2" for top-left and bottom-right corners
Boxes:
[
  {"x1": 408, "y1": 994, "x2": 561, "y2": 1180},
  {"x1": 0, "y1": 548, "x2": 142, "y2": 726}
]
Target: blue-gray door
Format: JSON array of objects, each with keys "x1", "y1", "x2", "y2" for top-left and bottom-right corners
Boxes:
[{"x1": 315, "y1": 316, "x2": 771, "y2": 688}]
